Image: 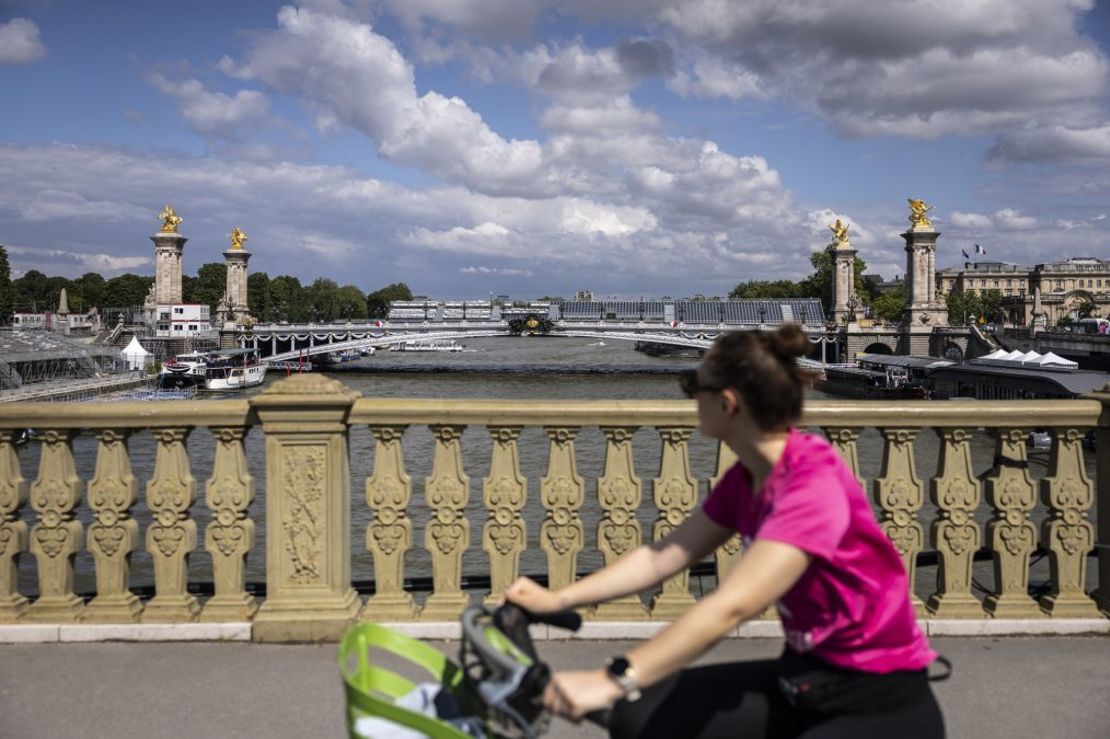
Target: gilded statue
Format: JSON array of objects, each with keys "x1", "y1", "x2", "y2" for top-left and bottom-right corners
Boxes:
[
  {"x1": 829, "y1": 218, "x2": 850, "y2": 245},
  {"x1": 158, "y1": 205, "x2": 183, "y2": 233},
  {"x1": 230, "y1": 227, "x2": 248, "y2": 249},
  {"x1": 907, "y1": 198, "x2": 934, "y2": 228}
]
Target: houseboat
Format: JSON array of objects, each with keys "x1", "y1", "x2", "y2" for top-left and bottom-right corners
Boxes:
[
  {"x1": 159, "y1": 351, "x2": 211, "y2": 389},
  {"x1": 203, "y1": 348, "x2": 267, "y2": 392}
]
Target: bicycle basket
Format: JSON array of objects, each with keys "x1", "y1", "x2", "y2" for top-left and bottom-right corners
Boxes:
[{"x1": 339, "y1": 623, "x2": 484, "y2": 739}]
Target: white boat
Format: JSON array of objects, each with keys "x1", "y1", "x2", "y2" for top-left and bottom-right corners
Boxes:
[
  {"x1": 203, "y1": 348, "x2": 267, "y2": 392},
  {"x1": 592, "y1": 340, "x2": 606, "y2": 346},
  {"x1": 392, "y1": 340, "x2": 465, "y2": 352},
  {"x1": 159, "y1": 351, "x2": 210, "y2": 388}
]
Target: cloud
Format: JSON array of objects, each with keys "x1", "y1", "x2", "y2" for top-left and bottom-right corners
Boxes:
[
  {"x1": 460, "y1": 266, "x2": 534, "y2": 276},
  {"x1": 4, "y1": 245, "x2": 150, "y2": 274},
  {"x1": 0, "y1": 18, "x2": 46, "y2": 65},
  {"x1": 149, "y1": 73, "x2": 271, "y2": 138},
  {"x1": 989, "y1": 124, "x2": 1110, "y2": 162},
  {"x1": 949, "y1": 208, "x2": 1037, "y2": 230}
]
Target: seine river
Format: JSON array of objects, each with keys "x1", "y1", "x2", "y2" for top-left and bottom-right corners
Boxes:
[{"x1": 14, "y1": 336, "x2": 1094, "y2": 601}]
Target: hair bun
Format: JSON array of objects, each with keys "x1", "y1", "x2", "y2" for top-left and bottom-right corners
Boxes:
[{"x1": 765, "y1": 324, "x2": 808, "y2": 361}]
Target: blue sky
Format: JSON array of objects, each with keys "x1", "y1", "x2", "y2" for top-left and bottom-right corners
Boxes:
[{"x1": 2, "y1": 1, "x2": 1109, "y2": 299}]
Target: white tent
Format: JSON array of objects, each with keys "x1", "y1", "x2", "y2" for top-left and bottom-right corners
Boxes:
[
  {"x1": 119, "y1": 336, "x2": 151, "y2": 370},
  {"x1": 1037, "y1": 351, "x2": 1079, "y2": 369}
]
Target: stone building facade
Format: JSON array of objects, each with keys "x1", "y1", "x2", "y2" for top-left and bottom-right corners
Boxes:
[{"x1": 937, "y1": 257, "x2": 1110, "y2": 325}]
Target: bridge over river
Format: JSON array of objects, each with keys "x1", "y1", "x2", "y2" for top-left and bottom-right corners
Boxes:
[{"x1": 240, "y1": 320, "x2": 840, "y2": 365}]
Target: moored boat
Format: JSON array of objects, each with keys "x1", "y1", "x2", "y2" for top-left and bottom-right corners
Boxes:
[
  {"x1": 159, "y1": 351, "x2": 211, "y2": 389},
  {"x1": 203, "y1": 348, "x2": 267, "y2": 392}
]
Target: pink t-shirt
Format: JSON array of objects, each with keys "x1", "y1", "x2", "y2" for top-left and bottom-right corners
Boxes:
[{"x1": 703, "y1": 428, "x2": 937, "y2": 674}]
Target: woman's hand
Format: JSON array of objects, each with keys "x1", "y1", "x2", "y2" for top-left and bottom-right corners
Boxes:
[
  {"x1": 503, "y1": 576, "x2": 565, "y2": 614},
  {"x1": 544, "y1": 669, "x2": 624, "y2": 722}
]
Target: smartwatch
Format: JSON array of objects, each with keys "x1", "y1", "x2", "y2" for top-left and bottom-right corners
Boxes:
[{"x1": 605, "y1": 656, "x2": 642, "y2": 702}]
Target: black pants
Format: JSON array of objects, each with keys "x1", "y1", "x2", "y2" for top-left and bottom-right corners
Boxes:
[{"x1": 608, "y1": 652, "x2": 945, "y2": 739}]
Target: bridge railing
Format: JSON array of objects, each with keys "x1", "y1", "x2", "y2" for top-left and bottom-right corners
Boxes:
[{"x1": 0, "y1": 373, "x2": 1106, "y2": 641}]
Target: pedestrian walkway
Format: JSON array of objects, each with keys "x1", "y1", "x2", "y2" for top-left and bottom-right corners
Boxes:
[{"x1": 2, "y1": 636, "x2": 1107, "y2": 738}]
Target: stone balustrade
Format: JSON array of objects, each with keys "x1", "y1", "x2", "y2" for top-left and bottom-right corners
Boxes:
[{"x1": 0, "y1": 374, "x2": 1107, "y2": 641}]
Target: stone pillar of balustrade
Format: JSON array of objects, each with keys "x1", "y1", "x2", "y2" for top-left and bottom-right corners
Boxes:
[
  {"x1": 926, "y1": 428, "x2": 984, "y2": 618},
  {"x1": 540, "y1": 427, "x2": 585, "y2": 593},
  {"x1": 874, "y1": 428, "x2": 926, "y2": 616},
  {"x1": 201, "y1": 426, "x2": 257, "y2": 622},
  {"x1": 251, "y1": 374, "x2": 360, "y2": 641},
  {"x1": 483, "y1": 426, "x2": 527, "y2": 606},
  {"x1": 361, "y1": 425, "x2": 417, "y2": 620},
  {"x1": 1038, "y1": 427, "x2": 1100, "y2": 617},
  {"x1": 1091, "y1": 388, "x2": 1110, "y2": 617},
  {"x1": 421, "y1": 425, "x2": 471, "y2": 620},
  {"x1": 143, "y1": 427, "x2": 200, "y2": 622},
  {"x1": 650, "y1": 427, "x2": 698, "y2": 618},
  {"x1": 25, "y1": 429, "x2": 85, "y2": 622},
  {"x1": 982, "y1": 428, "x2": 1043, "y2": 618},
  {"x1": 0, "y1": 430, "x2": 29, "y2": 622},
  {"x1": 85, "y1": 429, "x2": 142, "y2": 622},
  {"x1": 593, "y1": 426, "x2": 648, "y2": 620},
  {"x1": 710, "y1": 442, "x2": 741, "y2": 587}
]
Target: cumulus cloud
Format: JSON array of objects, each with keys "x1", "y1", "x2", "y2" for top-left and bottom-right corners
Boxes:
[
  {"x1": 4, "y1": 245, "x2": 150, "y2": 274},
  {"x1": 0, "y1": 18, "x2": 46, "y2": 65},
  {"x1": 989, "y1": 124, "x2": 1110, "y2": 162},
  {"x1": 949, "y1": 208, "x2": 1037, "y2": 230},
  {"x1": 149, "y1": 73, "x2": 271, "y2": 138}
]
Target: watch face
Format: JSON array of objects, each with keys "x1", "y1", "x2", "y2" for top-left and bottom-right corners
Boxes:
[{"x1": 607, "y1": 657, "x2": 630, "y2": 677}]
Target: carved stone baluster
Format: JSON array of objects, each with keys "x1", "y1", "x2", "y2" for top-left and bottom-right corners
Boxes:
[
  {"x1": 1038, "y1": 428, "x2": 1099, "y2": 617},
  {"x1": 361, "y1": 425, "x2": 417, "y2": 620},
  {"x1": 982, "y1": 428, "x2": 1042, "y2": 617},
  {"x1": 422, "y1": 425, "x2": 470, "y2": 620},
  {"x1": 823, "y1": 427, "x2": 864, "y2": 488},
  {"x1": 926, "y1": 428, "x2": 983, "y2": 618},
  {"x1": 874, "y1": 428, "x2": 926, "y2": 615},
  {"x1": 483, "y1": 427, "x2": 526, "y2": 605},
  {"x1": 540, "y1": 428, "x2": 585, "y2": 592},
  {"x1": 594, "y1": 426, "x2": 647, "y2": 619},
  {"x1": 710, "y1": 442, "x2": 741, "y2": 585},
  {"x1": 26, "y1": 429, "x2": 84, "y2": 622},
  {"x1": 85, "y1": 429, "x2": 142, "y2": 622},
  {"x1": 202, "y1": 427, "x2": 257, "y2": 621},
  {"x1": 0, "y1": 430, "x2": 29, "y2": 622},
  {"x1": 651, "y1": 428, "x2": 698, "y2": 618},
  {"x1": 143, "y1": 427, "x2": 199, "y2": 622}
]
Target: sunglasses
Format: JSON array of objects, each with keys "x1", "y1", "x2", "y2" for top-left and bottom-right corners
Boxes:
[{"x1": 678, "y1": 369, "x2": 723, "y2": 398}]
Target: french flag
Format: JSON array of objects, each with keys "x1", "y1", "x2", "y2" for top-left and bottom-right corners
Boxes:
[
  {"x1": 962, "y1": 248, "x2": 970, "y2": 260},
  {"x1": 975, "y1": 243, "x2": 987, "y2": 255}
]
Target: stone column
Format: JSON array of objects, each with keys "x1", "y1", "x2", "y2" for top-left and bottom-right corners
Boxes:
[
  {"x1": 150, "y1": 231, "x2": 187, "y2": 305},
  {"x1": 223, "y1": 246, "x2": 252, "y2": 323},
  {"x1": 901, "y1": 227, "x2": 947, "y2": 328},
  {"x1": 829, "y1": 239, "x2": 857, "y2": 325},
  {"x1": 1091, "y1": 388, "x2": 1110, "y2": 617},
  {"x1": 250, "y1": 374, "x2": 360, "y2": 642}
]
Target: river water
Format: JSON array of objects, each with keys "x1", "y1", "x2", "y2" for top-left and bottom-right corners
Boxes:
[{"x1": 12, "y1": 336, "x2": 1097, "y2": 602}]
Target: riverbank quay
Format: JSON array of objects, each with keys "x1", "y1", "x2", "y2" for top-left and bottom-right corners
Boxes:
[
  {"x1": 0, "y1": 373, "x2": 151, "y2": 403},
  {"x1": 1, "y1": 635, "x2": 1107, "y2": 738},
  {"x1": 0, "y1": 372, "x2": 1107, "y2": 641}
]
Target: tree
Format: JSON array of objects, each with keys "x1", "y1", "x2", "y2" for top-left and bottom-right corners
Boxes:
[
  {"x1": 366, "y1": 282, "x2": 414, "y2": 319},
  {"x1": 103, "y1": 273, "x2": 153, "y2": 308},
  {"x1": 247, "y1": 272, "x2": 273, "y2": 322},
  {"x1": 0, "y1": 246, "x2": 13, "y2": 323},
  {"x1": 270, "y1": 275, "x2": 307, "y2": 322},
  {"x1": 73, "y1": 272, "x2": 106, "y2": 312},
  {"x1": 869, "y1": 288, "x2": 906, "y2": 323},
  {"x1": 336, "y1": 284, "x2": 368, "y2": 320},
  {"x1": 308, "y1": 277, "x2": 341, "y2": 322},
  {"x1": 945, "y1": 290, "x2": 980, "y2": 326},
  {"x1": 728, "y1": 279, "x2": 801, "y2": 300},
  {"x1": 191, "y1": 262, "x2": 227, "y2": 314},
  {"x1": 978, "y1": 289, "x2": 1006, "y2": 324},
  {"x1": 12, "y1": 269, "x2": 49, "y2": 312}
]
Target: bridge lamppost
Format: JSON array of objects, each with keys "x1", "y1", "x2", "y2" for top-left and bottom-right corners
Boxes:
[{"x1": 758, "y1": 307, "x2": 766, "y2": 330}]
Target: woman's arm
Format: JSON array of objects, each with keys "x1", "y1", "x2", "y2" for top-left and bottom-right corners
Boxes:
[
  {"x1": 505, "y1": 509, "x2": 733, "y2": 613},
  {"x1": 543, "y1": 538, "x2": 811, "y2": 720}
]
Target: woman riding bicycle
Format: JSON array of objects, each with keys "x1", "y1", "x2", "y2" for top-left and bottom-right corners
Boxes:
[{"x1": 506, "y1": 325, "x2": 946, "y2": 738}]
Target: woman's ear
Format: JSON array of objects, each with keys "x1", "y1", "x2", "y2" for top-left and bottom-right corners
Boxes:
[{"x1": 720, "y1": 388, "x2": 741, "y2": 418}]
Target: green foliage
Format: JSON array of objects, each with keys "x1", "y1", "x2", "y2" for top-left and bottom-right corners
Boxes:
[
  {"x1": 728, "y1": 279, "x2": 801, "y2": 300},
  {"x1": 189, "y1": 262, "x2": 227, "y2": 314},
  {"x1": 945, "y1": 290, "x2": 979, "y2": 326},
  {"x1": 336, "y1": 284, "x2": 368, "y2": 320},
  {"x1": 103, "y1": 273, "x2": 153, "y2": 308},
  {"x1": 797, "y1": 251, "x2": 870, "y2": 315},
  {"x1": 308, "y1": 277, "x2": 342, "y2": 321},
  {"x1": 0, "y1": 246, "x2": 12, "y2": 323},
  {"x1": 366, "y1": 282, "x2": 414, "y2": 319},
  {"x1": 73, "y1": 272, "x2": 106, "y2": 313},
  {"x1": 247, "y1": 272, "x2": 274, "y2": 322},
  {"x1": 269, "y1": 275, "x2": 307, "y2": 322},
  {"x1": 869, "y1": 287, "x2": 906, "y2": 323},
  {"x1": 13, "y1": 269, "x2": 49, "y2": 312}
]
